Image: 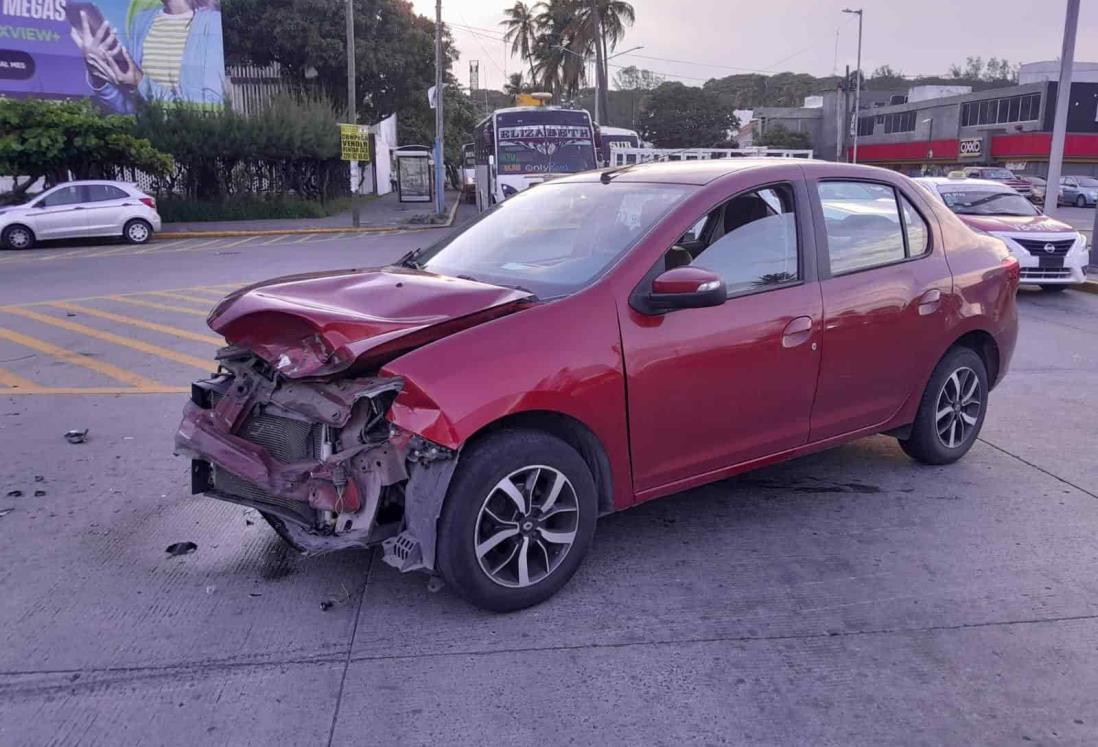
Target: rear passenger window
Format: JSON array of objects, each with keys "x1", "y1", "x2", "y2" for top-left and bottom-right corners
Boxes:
[
  {"x1": 901, "y1": 195, "x2": 929, "y2": 256},
  {"x1": 83, "y1": 185, "x2": 129, "y2": 202},
  {"x1": 818, "y1": 181, "x2": 925, "y2": 274}
]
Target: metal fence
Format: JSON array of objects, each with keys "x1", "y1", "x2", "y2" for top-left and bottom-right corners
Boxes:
[
  {"x1": 226, "y1": 62, "x2": 314, "y2": 116},
  {"x1": 609, "y1": 146, "x2": 814, "y2": 167}
]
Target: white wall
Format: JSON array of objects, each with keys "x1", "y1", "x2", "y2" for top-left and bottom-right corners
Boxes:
[{"x1": 372, "y1": 114, "x2": 398, "y2": 196}]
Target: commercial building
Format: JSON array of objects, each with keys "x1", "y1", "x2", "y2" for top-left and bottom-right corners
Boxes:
[{"x1": 751, "y1": 61, "x2": 1098, "y2": 178}]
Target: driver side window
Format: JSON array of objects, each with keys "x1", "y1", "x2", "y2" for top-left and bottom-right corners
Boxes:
[
  {"x1": 666, "y1": 184, "x2": 800, "y2": 296},
  {"x1": 38, "y1": 186, "x2": 83, "y2": 208}
]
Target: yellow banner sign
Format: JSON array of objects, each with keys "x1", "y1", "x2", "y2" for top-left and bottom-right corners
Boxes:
[{"x1": 340, "y1": 124, "x2": 371, "y2": 162}]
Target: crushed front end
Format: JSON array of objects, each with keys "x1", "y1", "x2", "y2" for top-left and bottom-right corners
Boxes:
[{"x1": 174, "y1": 346, "x2": 453, "y2": 559}]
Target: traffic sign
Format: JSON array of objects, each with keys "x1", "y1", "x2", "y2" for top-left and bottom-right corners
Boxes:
[{"x1": 340, "y1": 124, "x2": 371, "y2": 162}]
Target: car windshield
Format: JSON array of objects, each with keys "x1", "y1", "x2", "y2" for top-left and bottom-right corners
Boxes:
[
  {"x1": 413, "y1": 181, "x2": 694, "y2": 298},
  {"x1": 938, "y1": 188, "x2": 1038, "y2": 217},
  {"x1": 981, "y1": 169, "x2": 1015, "y2": 180}
]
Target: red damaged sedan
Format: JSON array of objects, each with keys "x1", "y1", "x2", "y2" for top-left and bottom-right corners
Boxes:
[{"x1": 176, "y1": 160, "x2": 1019, "y2": 611}]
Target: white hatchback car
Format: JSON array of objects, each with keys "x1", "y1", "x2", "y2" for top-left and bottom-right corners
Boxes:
[{"x1": 0, "y1": 181, "x2": 161, "y2": 250}]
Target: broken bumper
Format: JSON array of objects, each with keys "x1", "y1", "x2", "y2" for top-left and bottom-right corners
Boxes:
[{"x1": 174, "y1": 352, "x2": 412, "y2": 554}]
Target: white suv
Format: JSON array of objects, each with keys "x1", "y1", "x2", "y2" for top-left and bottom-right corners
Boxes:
[{"x1": 0, "y1": 181, "x2": 161, "y2": 250}]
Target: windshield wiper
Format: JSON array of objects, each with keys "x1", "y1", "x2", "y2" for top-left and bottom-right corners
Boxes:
[
  {"x1": 457, "y1": 274, "x2": 539, "y2": 300},
  {"x1": 397, "y1": 247, "x2": 424, "y2": 269}
]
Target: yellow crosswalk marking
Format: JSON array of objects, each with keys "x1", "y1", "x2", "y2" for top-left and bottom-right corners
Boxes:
[
  {"x1": 99, "y1": 296, "x2": 210, "y2": 317},
  {"x1": 217, "y1": 236, "x2": 263, "y2": 249},
  {"x1": 181, "y1": 288, "x2": 230, "y2": 299},
  {"x1": 142, "y1": 291, "x2": 215, "y2": 306},
  {"x1": 47, "y1": 302, "x2": 223, "y2": 345},
  {"x1": 1, "y1": 386, "x2": 191, "y2": 396},
  {"x1": 0, "y1": 326, "x2": 167, "y2": 388},
  {"x1": 0, "y1": 307, "x2": 214, "y2": 371},
  {"x1": 0, "y1": 367, "x2": 39, "y2": 389}
]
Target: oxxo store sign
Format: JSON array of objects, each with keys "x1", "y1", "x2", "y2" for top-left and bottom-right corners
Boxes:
[{"x1": 959, "y1": 137, "x2": 984, "y2": 160}]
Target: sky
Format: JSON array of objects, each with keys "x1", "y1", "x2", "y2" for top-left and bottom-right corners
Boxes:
[{"x1": 409, "y1": 0, "x2": 1098, "y2": 93}]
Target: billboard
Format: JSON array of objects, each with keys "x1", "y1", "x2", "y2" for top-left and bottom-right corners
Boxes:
[{"x1": 0, "y1": 0, "x2": 224, "y2": 113}]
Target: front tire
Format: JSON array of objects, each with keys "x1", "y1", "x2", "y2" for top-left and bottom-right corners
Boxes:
[
  {"x1": 436, "y1": 429, "x2": 598, "y2": 612},
  {"x1": 123, "y1": 219, "x2": 153, "y2": 244},
  {"x1": 899, "y1": 347, "x2": 988, "y2": 465},
  {"x1": 2, "y1": 224, "x2": 35, "y2": 250},
  {"x1": 1076, "y1": 195, "x2": 1087, "y2": 208}
]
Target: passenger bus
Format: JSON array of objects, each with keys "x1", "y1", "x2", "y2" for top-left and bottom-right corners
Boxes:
[
  {"x1": 472, "y1": 106, "x2": 598, "y2": 212},
  {"x1": 597, "y1": 126, "x2": 641, "y2": 166}
]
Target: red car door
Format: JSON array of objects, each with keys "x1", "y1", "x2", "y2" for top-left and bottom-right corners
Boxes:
[
  {"x1": 807, "y1": 172, "x2": 953, "y2": 442},
  {"x1": 619, "y1": 176, "x2": 823, "y2": 497}
]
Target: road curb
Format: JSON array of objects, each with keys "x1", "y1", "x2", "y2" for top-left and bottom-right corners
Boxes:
[
  {"x1": 1075, "y1": 280, "x2": 1098, "y2": 295},
  {"x1": 153, "y1": 198, "x2": 462, "y2": 241}
]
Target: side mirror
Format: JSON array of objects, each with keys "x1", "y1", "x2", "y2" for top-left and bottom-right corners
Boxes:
[{"x1": 647, "y1": 267, "x2": 726, "y2": 312}]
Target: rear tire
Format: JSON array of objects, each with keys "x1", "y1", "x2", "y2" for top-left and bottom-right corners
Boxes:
[
  {"x1": 1076, "y1": 195, "x2": 1087, "y2": 208},
  {"x1": 2, "y1": 224, "x2": 35, "y2": 250},
  {"x1": 899, "y1": 347, "x2": 988, "y2": 465},
  {"x1": 1040, "y1": 284, "x2": 1069, "y2": 293},
  {"x1": 123, "y1": 219, "x2": 153, "y2": 244},
  {"x1": 436, "y1": 428, "x2": 598, "y2": 612}
]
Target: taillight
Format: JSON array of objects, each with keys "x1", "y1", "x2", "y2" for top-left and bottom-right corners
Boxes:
[{"x1": 140, "y1": 197, "x2": 156, "y2": 209}]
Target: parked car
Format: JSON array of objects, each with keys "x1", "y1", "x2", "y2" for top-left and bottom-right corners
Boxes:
[
  {"x1": 915, "y1": 175, "x2": 1088, "y2": 292},
  {"x1": 1018, "y1": 175, "x2": 1047, "y2": 204},
  {"x1": 176, "y1": 160, "x2": 1019, "y2": 612},
  {"x1": 1058, "y1": 175, "x2": 1098, "y2": 208},
  {"x1": 961, "y1": 166, "x2": 1033, "y2": 198},
  {"x1": 0, "y1": 181, "x2": 160, "y2": 250}
]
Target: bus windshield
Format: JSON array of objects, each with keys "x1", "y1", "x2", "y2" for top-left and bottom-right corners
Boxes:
[{"x1": 495, "y1": 110, "x2": 597, "y2": 175}]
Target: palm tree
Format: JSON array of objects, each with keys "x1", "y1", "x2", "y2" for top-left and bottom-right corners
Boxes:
[
  {"x1": 572, "y1": 0, "x2": 635, "y2": 106},
  {"x1": 530, "y1": 0, "x2": 587, "y2": 98},
  {"x1": 500, "y1": 2, "x2": 543, "y2": 81},
  {"x1": 503, "y1": 72, "x2": 528, "y2": 95}
]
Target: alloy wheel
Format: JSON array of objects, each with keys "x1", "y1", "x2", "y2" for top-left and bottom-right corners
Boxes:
[
  {"x1": 474, "y1": 465, "x2": 579, "y2": 588},
  {"x1": 935, "y1": 366, "x2": 982, "y2": 449}
]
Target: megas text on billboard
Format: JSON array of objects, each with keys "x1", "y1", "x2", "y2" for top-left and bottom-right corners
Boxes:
[{"x1": 0, "y1": 0, "x2": 225, "y2": 112}]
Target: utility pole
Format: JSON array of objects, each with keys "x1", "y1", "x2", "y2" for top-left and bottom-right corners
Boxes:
[
  {"x1": 346, "y1": 0, "x2": 360, "y2": 227},
  {"x1": 843, "y1": 8, "x2": 863, "y2": 163},
  {"x1": 433, "y1": 0, "x2": 446, "y2": 217},
  {"x1": 588, "y1": 0, "x2": 605, "y2": 125},
  {"x1": 1044, "y1": 0, "x2": 1080, "y2": 217}
]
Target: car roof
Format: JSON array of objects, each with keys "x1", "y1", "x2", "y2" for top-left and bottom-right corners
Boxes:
[
  {"x1": 48, "y1": 180, "x2": 137, "y2": 188},
  {"x1": 557, "y1": 158, "x2": 834, "y2": 186},
  {"x1": 913, "y1": 177, "x2": 1009, "y2": 192}
]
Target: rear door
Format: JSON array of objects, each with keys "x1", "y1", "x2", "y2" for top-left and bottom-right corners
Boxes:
[
  {"x1": 29, "y1": 186, "x2": 87, "y2": 240},
  {"x1": 808, "y1": 175, "x2": 952, "y2": 441},
  {"x1": 82, "y1": 184, "x2": 133, "y2": 235},
  {"x1": 620, "y1": 174, "x2": 823, "y2": 493}
]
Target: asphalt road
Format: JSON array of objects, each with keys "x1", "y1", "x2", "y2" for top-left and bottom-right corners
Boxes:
[{"x1": 2, "y1": 222, "x2": 1098, "y2": 745}]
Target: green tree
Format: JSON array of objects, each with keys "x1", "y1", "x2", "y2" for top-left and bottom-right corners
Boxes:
[
  {"x1": 134, "y1": 95, "x2": 342, "y2": 200},
  {"x1": 504, "y1": 72, "x2": 533, "y2": 95},
  {"x1": 223, "y1": 0, "x2": 446, "y2": 125},
  {"x1": 0, "y1": 99, "x2": 170, "y2": 204},
  {"x1": 397, "y1": 82, "x2": 480, "y2": 186},
  {"x1": 640, "y1": 82, "x2": 737, "y2": 148},
  {"x1": 500, "y1": 1, "x2": 542, "y2": 81},
  {"x1": 755, "y1": 123, "x2": 812, "y2": 150}
]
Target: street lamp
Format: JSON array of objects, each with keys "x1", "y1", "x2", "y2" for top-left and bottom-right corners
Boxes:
[{"x1": 842, "y1": 8, "x2": 863, "y2": 164}]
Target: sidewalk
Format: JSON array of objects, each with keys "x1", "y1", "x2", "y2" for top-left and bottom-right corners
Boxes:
[{"x1": 158, "y1": 191, "x2": 465, "y2": 238}]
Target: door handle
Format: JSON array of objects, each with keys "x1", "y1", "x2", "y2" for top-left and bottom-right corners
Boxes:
[
  {"x1": 918, "y1": 289, "x2": 941, "y2": 316},
  {"x1": 73, "y1": 206, "x2": 86, "y2": 210},
  {"x1": 781, "y1": 316, "x2": 814, "y2": 348}
]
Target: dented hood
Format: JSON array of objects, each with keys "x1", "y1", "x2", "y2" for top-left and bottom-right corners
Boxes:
[{"x1": 209, "y1": 267, "x2": 534, "y2": 378}]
